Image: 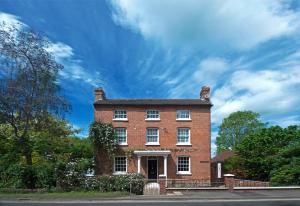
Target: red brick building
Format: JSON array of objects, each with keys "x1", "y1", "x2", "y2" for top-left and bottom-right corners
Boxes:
[{"x1": 93, "y1": 86, "x2": 212, "y2": 180}]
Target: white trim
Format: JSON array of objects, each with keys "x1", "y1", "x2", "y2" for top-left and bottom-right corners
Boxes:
[
  {"x1": 112, "y1": 118, "x2": 128, "y2": 121},
  {"x1": 134, "y1": 150, "x2": 171, "y2": 156},
  {"x1": 177, "y1": 128, "x2": 191, "y2": 145},
  {"x1": 176, "y1": 110, "x2": 191, "y2": 120},
  {"x1": 114, "y1": 127, "x2": 128, "y2": 146},
  {"x1": 145, "y1": 109, "x2": 160, "y2": 120},
  {"x1": 145, "y1": 143, "x2": 160, "y2": 146},
  {"x1": 147, "y1": 156, "x2": 158, "y2": 180},
  {"x1": 113, "y1": 109, "x2": 127, "y2": 120},
  {"x1": 146, "y1": 127, "x2": 159, "y2": 145},
  {"x1": 113, "y1": 156, "x2": 127, "y2": 175},
  {"x1": 176, "y1": 156, "x2": 191, "y2": 175},
  {"x1": 145, "y1": 118, "x2": 160, "y2": 121}
]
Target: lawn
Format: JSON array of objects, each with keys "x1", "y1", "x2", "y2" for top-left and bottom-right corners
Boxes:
[{"x1": 0, "y1": 191, "x2": 129, "y2": 200}]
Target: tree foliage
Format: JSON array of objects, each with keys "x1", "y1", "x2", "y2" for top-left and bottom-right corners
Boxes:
[
  {"x1": 235, "y1": 125, "x2": 300, "y2": 181},
  {"x1": 89, "y1": 121, "x2": 117, "y2": 159},
  {"x1": 216, "y1": 111, "x2": 264, "y2": 154}
]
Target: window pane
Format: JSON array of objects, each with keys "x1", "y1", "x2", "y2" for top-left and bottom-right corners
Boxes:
[
  {"x1": 177, "y1": 128, "x2": 190, "y2": 143},
  {"x1": 176, "y1": 110, "x2": 190, "y2": 119},
  {"x1": 146, "y1": 110, "x2": 160, "y2": 119},
  {"x1": 115, "y1": 128, "x2": 126, "y2": 144},
  {"x1": 115, "y1": 157, "x2": 127, "y2": 172},
  {"x1": 114, "y1": 110, "x2": 127, "y2": 119},
  {"x1": 146, "y1": 128, "x2": 158, "y2": 143},
  {"x1": 178, "y1": 156, "x2": 190, "y2": 172}
]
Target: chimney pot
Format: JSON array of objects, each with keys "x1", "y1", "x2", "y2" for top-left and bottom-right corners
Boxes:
[
  {"x1": 95, "y1": 87, "x2": 105, "y2": 101},
  {"x1": 200, "y1": 86, "x2": 210, "y2": 101}
]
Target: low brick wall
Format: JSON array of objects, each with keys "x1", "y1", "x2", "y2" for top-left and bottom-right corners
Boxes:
[{"x1": 233, "y1": 179, "x2": 270, "y2": 187}]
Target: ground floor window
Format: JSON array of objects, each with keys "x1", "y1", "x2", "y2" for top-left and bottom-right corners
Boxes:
[
  {"x1": 114, "y1": 156, "x2": 127, "y2": 174},
  {"x1": 177, "y1": 156, "x2": 191, "y2": 174}
]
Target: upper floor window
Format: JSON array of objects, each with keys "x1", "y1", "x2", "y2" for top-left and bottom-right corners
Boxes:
[
  {"x1": 177, "y1": 128, "x2": 190, "y2": 145},
  {"x1": 114, "y1": 128, "x2": 127, "y2": 145},
  {"x1": 113, "y1": 110, "x2": 127, "y2": 120},
  {"x1": 146, "y1": 110, "x2": 160, "y2": 120},
  {"x1": 114, "y1": 156, "x2": 127, "y2": 174},
  {"x1": 146, "y1": 128, "x2": 159, "y2": 145},
  {"x1": 177, "y1": 156, "x2": 191, "y2": 175},
  {"x1": 176, "y1": 110, "x2": 190, "y2": 120}
]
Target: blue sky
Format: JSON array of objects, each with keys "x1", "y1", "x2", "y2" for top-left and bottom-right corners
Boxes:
[{"x1": 1, "y1": 0, "x2": 300, "y2": 155}]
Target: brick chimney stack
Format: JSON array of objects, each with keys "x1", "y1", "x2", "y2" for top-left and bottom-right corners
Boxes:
[
  {"x1": 200, "y1": 86, "x2": 210, "y2": 101},
  {"x1": 95, "y1": 88, "x2": 105, "y2": 101}
]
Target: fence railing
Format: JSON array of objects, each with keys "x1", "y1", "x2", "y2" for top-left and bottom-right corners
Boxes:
[
  {"x1": 233, "y1": 179, "x2": 270, "y2": 187},
  {"x1": 166, "y1": 179, "x2": 224, "y2": 188}
]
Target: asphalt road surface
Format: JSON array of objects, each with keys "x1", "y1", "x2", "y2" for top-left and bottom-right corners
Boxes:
[{"x1": 2, "y1": 199, "x2": 300, "y2": 206}]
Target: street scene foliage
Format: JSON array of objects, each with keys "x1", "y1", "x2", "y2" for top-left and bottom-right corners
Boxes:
[{"x1": 219, "y1": 111, "x2": 300, "y2": 185}]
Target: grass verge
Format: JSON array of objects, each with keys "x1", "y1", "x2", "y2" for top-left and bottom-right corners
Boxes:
[{"x1": 0, "y1": 191, "x2": 129, "y2": 200}]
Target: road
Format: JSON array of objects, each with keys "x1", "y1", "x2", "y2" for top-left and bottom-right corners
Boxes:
[{"x1": 2, "y1": 199, "x2": 300, "y2": 206}]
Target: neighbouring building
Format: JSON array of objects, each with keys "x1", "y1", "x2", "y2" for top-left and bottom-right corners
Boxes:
[
  {"x1": 211, "y1": 150, "x2": 234, "y2": 182},
  {"x1": 93, "y1": 86, "x2": 212, "y2": 180}
]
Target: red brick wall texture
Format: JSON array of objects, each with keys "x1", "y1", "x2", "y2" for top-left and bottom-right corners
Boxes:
[{"x1": 94, "y1": 104, "x2": 211, "y2": 180}]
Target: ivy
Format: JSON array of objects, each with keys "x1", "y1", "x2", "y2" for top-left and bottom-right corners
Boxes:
[{"x1": 89, "y1": 121, "x2": 118, "y2": 159}]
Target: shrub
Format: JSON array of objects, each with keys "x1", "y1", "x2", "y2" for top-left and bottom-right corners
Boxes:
[{"x1": 82, "y1": 173, "x2": 144, "y2": 194}]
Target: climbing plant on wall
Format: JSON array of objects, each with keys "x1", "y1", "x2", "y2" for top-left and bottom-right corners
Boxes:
[{"x1": 89, "y1": 121, "x2": 118, "y2": 158}]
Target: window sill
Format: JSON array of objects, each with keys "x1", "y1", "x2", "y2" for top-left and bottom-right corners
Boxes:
[
  {"x1": 113, "y1": 172, "x2": 127, "y2": 175},
  {"x1": 145, "y1": 118, "x2": 161, "y2": 121},
  {"x1": 176, "y1": 118, "x2": 192, "y2": 121},
  {"x1": 176, "y1": 172, "x2": 192, "y2": 176},
  {"x1": 118, "y1": 143, "x2": 128, "y2": 146},
  {"x1": 112, "y1": 118, "x2": 128, "y2": 122},
  {"x1": 145, "y1": 143, "x2": 160, "y2": 146},
  {"x1": 176, "y1": 143, "x2": 192, "y2": 146}
]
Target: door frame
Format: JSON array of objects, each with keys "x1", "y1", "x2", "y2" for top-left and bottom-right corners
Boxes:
[{"x1": 147, "y1": 156, "x2": 158, "y2": 180}]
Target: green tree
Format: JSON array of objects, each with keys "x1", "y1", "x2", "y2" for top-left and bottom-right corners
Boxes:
[
  {"x1": 0, "y1": 24, "x2": 69, "y2": 188},
  {"x1": 236, "y1": 125, "x2": 300, "y2": 181},
  {"x1": 216, "y1": 111, "x2": 264, "y2": 153}
]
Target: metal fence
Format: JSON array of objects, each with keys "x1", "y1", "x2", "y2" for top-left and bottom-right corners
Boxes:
[{"x1": 166, "y1": 179, "x2": 224, "y2": 188}]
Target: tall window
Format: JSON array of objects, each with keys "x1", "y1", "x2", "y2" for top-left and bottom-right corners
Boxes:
[
  {"x1": 177, "y1": 128, "x2": 190, "y2": 144},
  {"x1": 146, "y1": 128, "x2": 159, "y2": 145},
  {"x1": 177, "y1": 156, "x2": 191, "y2": 174},
  {"x1": 114, "y1": 156, "x2": 127, "y2": 174},
  {"x1": 176, "y1": 110, "x2": 190, "y2": 119},
  {"x1": 146, "y1": 110, "x2": 160, "y2": 119},
  {"x1": 114, "y1": 128, "x2": 127, "y2": 145},
  {"x1": 113, "y1": 110, "x2": 127, "y2": 119}
]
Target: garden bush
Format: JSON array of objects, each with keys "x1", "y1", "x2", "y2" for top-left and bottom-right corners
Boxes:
[{"x1": 83, "y1": 173, "x2": 144, "y2": 195}]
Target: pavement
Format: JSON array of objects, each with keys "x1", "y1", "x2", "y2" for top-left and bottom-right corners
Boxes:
[{"x1": 1, "y1": 190, "x2": 300, "y2": 206}]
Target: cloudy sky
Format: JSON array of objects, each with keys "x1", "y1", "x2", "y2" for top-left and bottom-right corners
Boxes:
[{"x1": 1, "y1": 0, "x2": 300, "y2": 155}]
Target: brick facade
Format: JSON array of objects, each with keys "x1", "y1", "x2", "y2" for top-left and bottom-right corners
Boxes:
[{"x1": 94, "y1": 87, "x2": 212, "y2": 180}]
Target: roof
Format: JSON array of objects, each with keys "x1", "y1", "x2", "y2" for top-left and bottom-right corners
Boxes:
[
  {"x1": 94, "y1": 99, "x2": 212, "y2": 106},
  {"x1": 212, "y1": 150, "x2": 234, "y2": 162}
]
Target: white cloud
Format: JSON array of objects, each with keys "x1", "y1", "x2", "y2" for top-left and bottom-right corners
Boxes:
[
  {"x1": 111, "y1": 0, "x2": 299, "y2": 50},
  {"x1": 193, "y1": 58, "x2": 229, "y2": 87},
  {"x1": 46, "y1": 42, "x2": 102, "y2": 87},
  {"x1": 0, "y1": 12, "x2": 24, "y2": 30},
  {"x1": 212, "y1": 61, "x2": 300, "y2": 124}
]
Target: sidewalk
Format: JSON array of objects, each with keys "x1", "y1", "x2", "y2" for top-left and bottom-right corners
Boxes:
[{"x1": 1, "y1": 190, "x2": 300, "y2": 202}]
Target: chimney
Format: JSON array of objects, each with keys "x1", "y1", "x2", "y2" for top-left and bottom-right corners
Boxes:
[
  {"x1": 200, "y1": 86, "x2": 210, "y2": 101},
  {"x1": 94, "y1": 87, "x2": 105, "y2": 101}
]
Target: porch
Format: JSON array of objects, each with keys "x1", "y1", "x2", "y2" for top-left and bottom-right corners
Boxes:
[{"x1": 133, "y1": 150, "x2": 171, "y2": 180}]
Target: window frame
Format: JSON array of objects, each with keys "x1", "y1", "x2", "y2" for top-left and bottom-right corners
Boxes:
[
  {"x1": 176, "y1": 128, "x2": 191, "y2": 146},
  {"x1": 113, "y1": 110, "x2": 128, "y2": 121},
  {"x1": 177, "y1": 156, "x2": 191, "y2": 175},
  {"x1": 145, "y1": 109, "x2": 160, "y2": 120},
  {"x1": 113, "y1": 156, "x2": 127, "y2": 175},
  {"x1": 145, "y1": 128, "x2": 160, "y2": 145},
  {"x1": 114, "y1": 128, "x2": 128, "y2": 146},
  {"x1": 176, "y1": 110, "x2": 191, "y2": 120}
]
